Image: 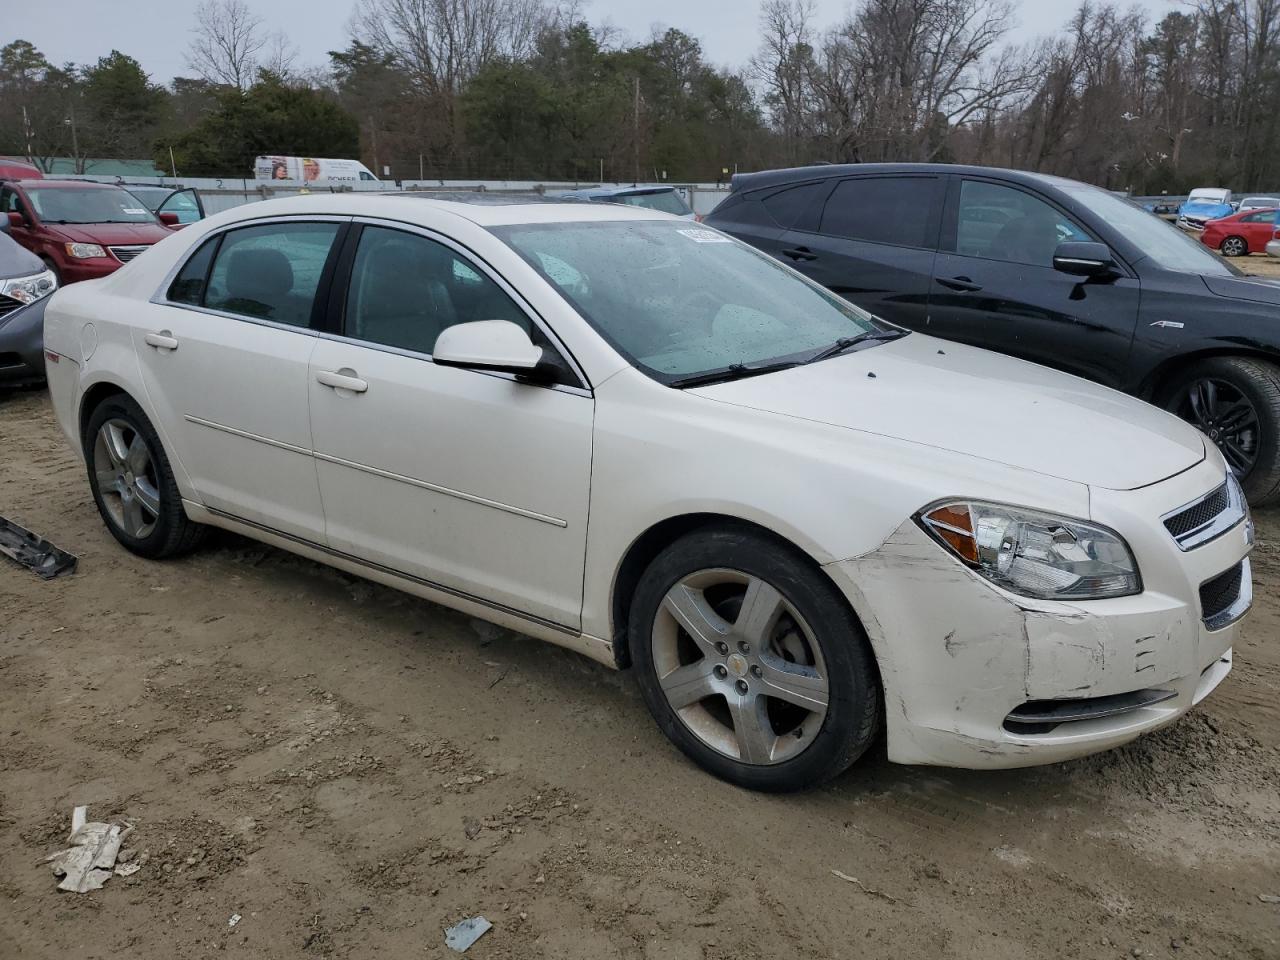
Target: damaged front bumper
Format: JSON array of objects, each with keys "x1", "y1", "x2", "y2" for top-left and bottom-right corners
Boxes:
[{"x1": 828, "y1": 459, "x2": 1251, "y2": 769}]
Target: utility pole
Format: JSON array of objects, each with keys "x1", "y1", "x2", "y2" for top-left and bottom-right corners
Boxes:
[
  {"x1": 66, "y1": 105, "x2": 81, "y2": 173},
  {"x1": 633, "y1": 76, "x2": 640, "y2": 186},
  {"x1": 22, "y1": 105, "x2": 34, "y2": 165}
]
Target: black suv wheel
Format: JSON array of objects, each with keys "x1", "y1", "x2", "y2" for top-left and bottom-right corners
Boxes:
[{"x1": 1163, "y1": 357, "x2": 1280, "y2": 505}]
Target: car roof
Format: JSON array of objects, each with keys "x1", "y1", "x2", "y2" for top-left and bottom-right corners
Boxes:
[
  {"x1": 12, "y1": 179, "x2": 129, "y2": 190},
  {"x1": 206, "y1": 191, "x2": 674, "y2": 228},
  {"x1": 728, "y1": 162, "x2": 1091, "y2": 194}
]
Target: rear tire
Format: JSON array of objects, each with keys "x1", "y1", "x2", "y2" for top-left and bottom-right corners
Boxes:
[
  {"x1": 1220, "y1": 236, "x2": 1248, "y2": 257},
  {"x1": 1161, "y1": 356, "x2": 1280, "y2": 506},
  {"x1": 84, "y1": 394, "x2": 206, "y2": 558},
  {"x1": 630, "y1": 524, "x2": 880, "y2": 792}
]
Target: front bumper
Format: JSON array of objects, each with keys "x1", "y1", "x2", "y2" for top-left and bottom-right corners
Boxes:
[
  {"x1": 829, "y1": 457, "x2": 1252, "y2": 768},
  {"x1": 0, "y1": 296, "x2": 49, "y2": 385},
  {"x1": 1177, "y1": 216, "x2": 1207, "y2": 231}
]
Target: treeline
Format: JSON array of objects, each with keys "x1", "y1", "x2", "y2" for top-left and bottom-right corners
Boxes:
[{"x1": 1, "y1": 0, "x2": 1278, "y2": 192}]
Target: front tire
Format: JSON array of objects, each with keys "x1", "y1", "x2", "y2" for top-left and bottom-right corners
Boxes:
[
  {"x1": 1162, "y1": 357, "x2": 1280, "y2": 506},
  {"x1": 84, "y1": 394, "x2": 205, "y2": 558},
  {"x1": 630, "y1": 525, "x2": 880, "y2": 792}
]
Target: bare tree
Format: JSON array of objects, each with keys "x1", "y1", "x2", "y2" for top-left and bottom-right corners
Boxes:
[
  {"x1": 187, "y1": 0, "x2": 269, "y2": 90},
  {"x1": 750, "y1": 0, "x2": 820, "y2": 163}
]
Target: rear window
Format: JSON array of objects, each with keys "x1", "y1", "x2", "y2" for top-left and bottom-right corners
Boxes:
[
  {"x1": 820, "y1": 177, "x2": 938, "y2": 248},
  {"x1": 614, "y1": 190, "x2": 692, "y2": 216}
]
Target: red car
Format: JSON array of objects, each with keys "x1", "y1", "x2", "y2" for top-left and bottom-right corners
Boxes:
[
  {"x1": 0, "y1": 158, "x2": 43, "y2": 180},
  {"x1": 1199, "y1": 206, "x2": 1279, "y2": 256},
  {"x1": 0, "y1": 179, "x2": 181, "y2": 284}
]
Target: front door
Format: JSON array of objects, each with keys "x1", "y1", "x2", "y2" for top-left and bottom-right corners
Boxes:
[
  {"x1": 132, "y1": 218, "x2": 345, "y2": 540},
  {"x1": 307, "y1": 223, "x2": 594, "y2": 630},
  {"x1": 926, "y1": 177, "x2": 1141, "y2": 388},
  {"x1": 777, "y1": 174, "x2": 943, "y2": 329}
]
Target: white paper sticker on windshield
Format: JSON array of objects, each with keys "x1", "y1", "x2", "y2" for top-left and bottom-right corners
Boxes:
[
  {"x1": 121, "y1": 207, "x2": 147, "y2": 215},
  {"x1": 676, "y1": 228, "x2": 730, "y2": 243}
]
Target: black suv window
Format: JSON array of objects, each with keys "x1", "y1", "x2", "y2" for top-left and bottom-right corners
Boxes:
[
  {"x1": 762, "y1": 182, "x2": 826, "y2": 229},
  {"x1": 956, "y1": 180, "x2": 1091, "y2": 266},
  {"x1": 344, "y1": 225, "x2": 530, "y2": 356},
  {"x1": 203, "y1": 222, "x2": 340, "y2": 328},
  {"x1": 820, "y1": 177, "x2": 938, "y2": 248}
]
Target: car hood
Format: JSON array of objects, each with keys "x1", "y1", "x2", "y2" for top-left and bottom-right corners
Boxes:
[
  {"x1": 1202, "y1": 273, "x2": 1280, "y2": 306},
  {"x1": 43, "y1": 222, "x2": 170, "y2": 246},
  {"x1": 1180, "y1": 201, "x2": 1233, "y2": 219},
  {"x1": 0, "y1": 232, "x2": 44, "y2": 278},
  {"x1": 691, "y1": 334, "x2": 1205, "y2": 491}
]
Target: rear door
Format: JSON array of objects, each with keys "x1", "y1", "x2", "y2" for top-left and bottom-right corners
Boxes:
[
  {"x1": 776, "y1": 174, "x2": 943, "y2": 328},
  {"x1": 133, "y1": 218, "x2": 345, "y2": 540},
  {"x1": 1239, "y1": 209, "x2": 1277, "y2": 251},
  {"x1": 926, "y1": 176, "x2": 1142, "y2": 388}
]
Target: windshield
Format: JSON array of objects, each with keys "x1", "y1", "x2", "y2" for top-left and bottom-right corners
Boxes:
[
  {"x1": 1242, "y1": 197, "x2": 1280, "y2": 208},
  {"x1": 611, "y1": 190, "x2": 692, "y2": 216},
  {"x1": 25, "y1": 186, "x2": 158, "y2": 225},
  {"x1": 493, "y1": 221, "x2": 887, "y2": 381},
  {"x1": 1188, "y1": 189, "x2": 1229, "y2": 203},
  {"x1": 1058, "y1": 182, "x2": 1241, "y2": 277},
  {"x1": 123, "y1": 187, "x2": 170, "y2": 211}
]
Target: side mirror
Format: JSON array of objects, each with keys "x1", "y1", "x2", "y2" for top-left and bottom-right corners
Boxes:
[
  {"x1": 158, "y1": 211, "x2": 180, "y2": 227},
  {"x1": 432, "y1": 320, "x2": 547, "y2": 377},
  {"x1": 1053, "y1": 241, "x2": 1116, "y2": 278},
  {"x1": 7, "y1": 211, "x2": 23, "y2": 229}
]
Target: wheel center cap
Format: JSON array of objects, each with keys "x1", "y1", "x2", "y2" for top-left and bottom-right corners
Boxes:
[{"x1": 726, "y1": 653, "x2": 749, "y2": 678}]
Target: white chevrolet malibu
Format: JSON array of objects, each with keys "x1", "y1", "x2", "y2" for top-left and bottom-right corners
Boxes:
[{"x1": 42, "y1": 193, "x2": 1254, "y2": 791}]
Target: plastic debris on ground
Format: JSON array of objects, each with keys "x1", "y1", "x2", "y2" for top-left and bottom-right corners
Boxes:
[
  {"x1": 0, "y1": 516, "x2": 77, "y2": 579},
  {"x1": 445, "y1": 916, "x2": 493, "y2": 953},
  {"x1": 42, "y1": 805, "x2": 139, "y2": 892}
]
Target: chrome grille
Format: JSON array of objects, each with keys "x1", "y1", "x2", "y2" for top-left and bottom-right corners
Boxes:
[
  {"x1": 109, "y1": 245, "x2": 148, "y2": 263},
  {"x1": 1161, "y1": 479, "x2": 1245, "y2": 551}
]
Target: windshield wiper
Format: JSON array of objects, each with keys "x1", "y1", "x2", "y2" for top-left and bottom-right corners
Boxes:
[
  {"x1": 804, "y1": 328, "x2": 907, "y2": 365},
  {"x1": 668, "y1": 360, "x2": 801, "y2": 389}
]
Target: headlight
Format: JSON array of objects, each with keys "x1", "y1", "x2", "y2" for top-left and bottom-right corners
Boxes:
[
  {"x1": 65, "y1": 242, "x2": 107, "y2": 259},
  {"x1": 1226, "y1": 471, "x2": 1254, "y2": 546},
  {"x1": 918, "y1": 500, "x2": 1141, "y2": 600},
  {"x1": 0, "y1": 269, "x2": 57, "y2": 304}
]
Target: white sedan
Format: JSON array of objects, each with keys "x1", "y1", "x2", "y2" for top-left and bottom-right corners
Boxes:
[{"x1": 43, "y1": 193, "x2": 1253, "y2": 791}]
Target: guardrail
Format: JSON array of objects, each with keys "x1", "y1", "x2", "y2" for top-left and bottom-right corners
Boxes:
[{"x1": 56, "y1": 174, "x2": 734, "y2": 217}]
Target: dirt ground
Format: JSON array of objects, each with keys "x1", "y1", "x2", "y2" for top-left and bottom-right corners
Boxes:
[
  {"x1": 1242, "y1": 254, "x2": 1280, "y2": 279},
  {"x1": 2, "y1": 385, "x2": 1279, "y2": 960}
]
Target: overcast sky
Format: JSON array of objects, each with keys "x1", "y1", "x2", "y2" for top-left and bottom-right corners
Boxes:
[{"x1": 21, "y1": 0, "x2": 1178, "y2": 84}]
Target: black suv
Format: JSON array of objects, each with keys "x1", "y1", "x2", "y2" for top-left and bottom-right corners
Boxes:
[{"x1": 706, "y1": 163, "x2": 1280, "y2": 505}]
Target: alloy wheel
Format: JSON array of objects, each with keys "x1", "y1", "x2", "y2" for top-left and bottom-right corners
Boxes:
[
  {"x1": 651, "y1": 568, "x2": 829, "y2": 765},
  {"x1": 93, "y1": 418, "x2": 161, "y2": 538},
  {"x1": 1221, "y1": 237, "x2": 1246, "y2": 257},
  {"x1": 1174, "y1": 377, "x2": 1260, "y2": 477}
]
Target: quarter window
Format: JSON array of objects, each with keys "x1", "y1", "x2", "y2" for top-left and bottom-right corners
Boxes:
[
  {"x1": 956, "y1": 180, "x2": 1091, "y2": 266},
  {"x1": 820, "y1": 177, "x2": 938, "y2": 248},
  {"x1": 203, "y1": 222, "x2": 340, "y2": 328},
  {"x1": 343, "y1": 226, "x2": 530, "y2": 356},
  {"x1": 168, "y1": 237, "x2": 218, "y2": 305}
]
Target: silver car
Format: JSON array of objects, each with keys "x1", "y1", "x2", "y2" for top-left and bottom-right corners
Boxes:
[{"x1": 0, "y1": 221, "x2": 57, "y2": 386}]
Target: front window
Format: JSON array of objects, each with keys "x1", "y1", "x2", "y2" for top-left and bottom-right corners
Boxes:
[
  {"x1": 22, "y1": 187, "x2": 158, "y2": 225},
  {"x1": 493, "y1": 221, "x2": 887, "y2": 382},
  {"x1": 1057, "y1": 181, "x2": 1241, "y2": 277},
  {"x1": 612, "y1": 190, "x2": 692, "y2": 216},
  {"x1": 956, "y1": 180, "x2": 1091, "y2": 265}
]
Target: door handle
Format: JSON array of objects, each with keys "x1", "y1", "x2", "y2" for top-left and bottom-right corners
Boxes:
[
  {"x1": 936, "y1": 276, "x2": 983, "y2": 292},
  {"x1": 144, "y1": 331, "x2": 179, "y2": 351},
  {"x1": 782, "y1": 246, "x2": 818, "y2": 262},
  {"x1": 316, "y1": 369, "x2": 368, "y2": 393}
]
